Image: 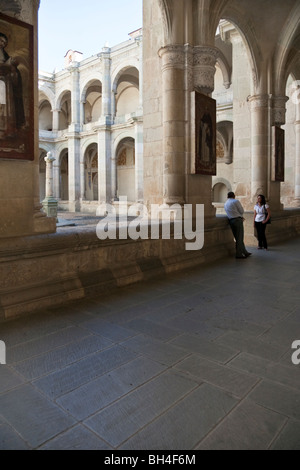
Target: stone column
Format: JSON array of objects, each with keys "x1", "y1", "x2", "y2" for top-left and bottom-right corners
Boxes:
[
  {"x1": 68, "y1": 135, "x2": 81, "y2": 211},
  {"x1": 80, "y1": 159, "x2": 85, "y2": 201},
  {"x1": 271, "y1": 95, "x2": 288, "y2": 210},
  {"x1": 248, "y1": 94, "x2": 270, "y2": 201},
  {"x1": 97, "y1": 126, "x2": 112, "y2": 203},
  {"x1": 159, "y1": 45, "x2": 186, "y2": 205},
  {"x1": 135, "y1": 118, "x2": 144, "y2": 202},
  {"x1": 42, "y1": 152, "x2": 58, "y2": 219},
  {"x1": 101, "y1": 47, "x2": 112, "y2": 123},
  {"x1": 295, "y1": 100, "x2": 300, "y2": 203},
  {"x1": 137, "y1": 36, "x2": 143, "y2": 114},
  {"x1": 52, "y1": 150, "x2": 60, "y2": 199},
  {"x1": 52, "y1": 109, "x2": 60, "y2": 131},
  {"x1": 70, "y1": 64, "x2": 81, "y2": 132},
  {"x1": 0, "y1": 0, "x2": 56, "y2": 237}
]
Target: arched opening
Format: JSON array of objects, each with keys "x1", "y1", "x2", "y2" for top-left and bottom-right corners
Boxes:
[
  {"x1": 58, "y1": 91, "x2": 71, "y2": 130},
  {"x1": 84, "y1": 80, "x2": 102, "y2": 124},
  {"x1": 84, "y1": 144, "x2": 98, "y2": 201},
  {"x1": 115, "y1": 67, "x2": 139, "y2": 117},
  {"x1": 116, "y1": 137, "x2": 135, "y2": 201},
  {"x1": 213, "y1": 182, "x2": 228, "y2": 203},
  {"x1": 39, "y1": 99, "x2": 52, "y2": 131}
]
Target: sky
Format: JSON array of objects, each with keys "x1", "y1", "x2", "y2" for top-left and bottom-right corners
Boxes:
[{"x1": 38, "y1": 0, "x2": 143, "y2": 73}]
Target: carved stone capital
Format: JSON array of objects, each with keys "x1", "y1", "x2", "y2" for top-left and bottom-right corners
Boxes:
[
  {"x1": 158, "y1": 45, "x2": 185, "y2": 70},
  {"x1": 272, "y1": 95, "x2": 289, "y2": 126},
  {"x1": 248, "y1": 94, "x2": 270, "y2": 110},
  {"x1": 193, "y1": 46, "x2": 219, "y2": 94}
]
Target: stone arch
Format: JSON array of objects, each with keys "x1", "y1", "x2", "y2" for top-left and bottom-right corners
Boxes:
[
  {"x1": 212, "y1": 178, "x2": 231, "y2": 203},
  {"x1": 84, "y1": 143, "x2": 98, "y2": 201},
  {"x1": 81, "y1": 78, "x2": 103, "y2": 124},
  {"x1": 115, "y1": 136, "x2": 136, "y2": 202},
  {"x1": 273, "y1": 3, "x2": 300, "y2": 96},
  {"x1": 217, "y1": 120, "x2": 233, "y2": 164},
  {"x1": 54, "y1": 89, "x2": 72, "y2": 130},
  {"x1": 219, "y1": 11, "x2": 262, "y2": 93},
  {"x1": 39, "y1": 96, "x2": 52, "y2": 131},
  {"x1": 216, "y1": 50, "x2": 232, "y2": 89},
  {"x1": 112, "y1": 66, "x2": 140, "y2": 118}
]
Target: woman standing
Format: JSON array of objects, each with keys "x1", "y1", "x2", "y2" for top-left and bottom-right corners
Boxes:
[{"x1": 254, "y1": 194, "x2": 271, "y2": 250}]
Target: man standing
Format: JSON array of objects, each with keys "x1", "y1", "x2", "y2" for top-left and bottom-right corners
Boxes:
[{"x1": 224, "y1": 192, "x2": 252, "y2": 259}]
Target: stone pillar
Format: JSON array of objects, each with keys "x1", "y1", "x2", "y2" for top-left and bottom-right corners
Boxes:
[
  {"x1": 137, "y1": 36, "x2": 143, "y2": 114},
  {"x1": 295, "y1": 101, "x2": 300, "y2": 203},
  {"x1": 52, "y1": 150, "x2": 60, "y2": 199},
  {"x1": 70, "y1": 65, "x2": 81, "y2": 132},
  {"x1": 52, "y1": 109, "x2": 60, "y2": 131},
  {"x1": 80, "y1": 159, "x2": 85, "y2": 201},
  {"x1": 68, "y1": 135, "x2": 81, "y2": 211},
  {"x1": 271, "y1": 95, "x2": 288, "y2": 210},
  {"x1": 248, "y1": 94, "x2": 270, "y2": 201},
  {"x1": 0, "y1": 0, "x2": 56, "y2": 237},
  {"x1": 42, "y1": 152, "x2": 58, "y2": 219},
  {"x1": 101, "y1": 47, "x2": 112, "y2": 123},
  {"x1": 97, "y1": 126, "x2": 112, "y2": 202},
  {"x1": 135, "y1": 119, "x2": 144, "y2": 202},
  {"x1": 159, "y1": 45, "x2": 186, "y2": 205}
]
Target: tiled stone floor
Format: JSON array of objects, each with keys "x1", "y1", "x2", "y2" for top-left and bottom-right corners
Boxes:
[{"x1": 1, "y1": 238, "x2": 300, "y2": 450}]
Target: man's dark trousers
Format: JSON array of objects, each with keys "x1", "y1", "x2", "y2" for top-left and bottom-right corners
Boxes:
[{"x1": 229, "y1": 217, "x2": 246, "y2": 257}]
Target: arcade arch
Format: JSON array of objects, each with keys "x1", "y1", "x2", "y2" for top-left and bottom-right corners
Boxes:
[{"x1": 116, "y1": 137, "x2": 136, "y2": 202}]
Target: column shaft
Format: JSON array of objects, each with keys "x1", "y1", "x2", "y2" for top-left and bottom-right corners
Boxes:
[
  {"x1": 249, "y1": 95, "x2": 270, "y2": 199},
  {"x1": 159, "y1": 45, "x2": 186, "y2": 205}
]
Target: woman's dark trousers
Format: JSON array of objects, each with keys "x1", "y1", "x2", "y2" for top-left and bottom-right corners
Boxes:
[{"x1": 255, "y1": 221, "x2": 267, "y2": 249}]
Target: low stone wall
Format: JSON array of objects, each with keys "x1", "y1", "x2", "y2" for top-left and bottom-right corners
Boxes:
[
  {"x1": 0, "y1": 217, "x2": 234, "y2": 321},
  {"x1": 1, "y1": 210, "x2": 300, "y2": 322},
  {"x1": 244, "y1": 209, "x2": 300, "y2": 246}
]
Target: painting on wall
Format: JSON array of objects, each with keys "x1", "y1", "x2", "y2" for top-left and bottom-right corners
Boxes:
[
  {"x1": 271, "y1": 126, "x2": 285, "y2": 182},
  {"x1": 191, "y1": 91, "x2": 216, "y2": 175},
  {"x1": 0, "y1": 12, "x2": 34, "y2": 160}
]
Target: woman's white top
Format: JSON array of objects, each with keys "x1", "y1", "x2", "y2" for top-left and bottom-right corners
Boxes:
[{"x1": 254, "y1": 204, "x2": 269, "y2": 222}]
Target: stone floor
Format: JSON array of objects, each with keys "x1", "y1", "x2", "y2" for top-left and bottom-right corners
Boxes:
[{"x1": 1, "y1": 236, "x2": 300, "y2": 450}]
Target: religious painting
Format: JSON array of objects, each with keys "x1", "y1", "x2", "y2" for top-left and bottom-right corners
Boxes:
[
  {"x1": 0, "y1": 13, "x2": 34, "y2": 160},
  {"x1": 271, "y1": 126, "x2": 285, "y2": 182},
  {"x1": 191, "y1": 91, "x2": 216, "y2": 175}
]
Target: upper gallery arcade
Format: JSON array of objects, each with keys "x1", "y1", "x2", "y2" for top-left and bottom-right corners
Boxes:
[{"x1": 37, "y1": 0, "x2": 300, "y2": 221}]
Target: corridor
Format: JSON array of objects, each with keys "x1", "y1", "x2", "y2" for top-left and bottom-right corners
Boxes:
[{"x1": 1, "y1": 238, "x2": 300, "y2": 450}]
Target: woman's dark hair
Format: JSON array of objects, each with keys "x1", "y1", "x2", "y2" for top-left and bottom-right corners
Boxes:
[
  {"x1": 0, "y1": 33, "x2": 8, "y2": 43},
  {"x1": 258, "y1": 194, "x2": 266, "y2": 205}
]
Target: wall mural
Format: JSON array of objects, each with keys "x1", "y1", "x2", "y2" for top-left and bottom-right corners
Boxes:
[
  {"x1": 191, "y1": 91, "x2": 217, "y2": 176},
  {"x1": 0, "y1": 12, "x2": 34, "y2": 160},
  {"x1": 271, "y1": 126, "x2": 285, "y2": 182}
]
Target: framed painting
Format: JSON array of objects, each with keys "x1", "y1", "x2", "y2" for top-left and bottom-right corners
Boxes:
[
  {"x1": 191, "y1": 91, "x2": 216, "y2": 175},
  {"x1": 271, "y1": 126, "x2": 285, "y2": 182},
  {"x1": 0, "y1": 12, "x2": 34, "y2": 160}
]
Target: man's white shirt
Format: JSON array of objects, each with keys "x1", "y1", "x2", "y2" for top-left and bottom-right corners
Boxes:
[{"x1": 224, "y1": 198, "x2": 244, "y2": 219}]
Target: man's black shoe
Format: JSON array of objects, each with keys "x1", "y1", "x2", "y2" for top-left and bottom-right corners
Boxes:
[{"x1": 236, "y1": 255, "x2": 247, "y2": 259}]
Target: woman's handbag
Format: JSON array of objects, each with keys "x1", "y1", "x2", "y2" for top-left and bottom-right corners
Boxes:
[{"x1": 264, "y1": 205, "x2": 271, "y2": 224}]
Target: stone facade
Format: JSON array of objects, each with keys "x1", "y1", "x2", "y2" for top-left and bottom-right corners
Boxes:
[{"x1": 38, "y1": 30, "x2": 143, "y2": 213}]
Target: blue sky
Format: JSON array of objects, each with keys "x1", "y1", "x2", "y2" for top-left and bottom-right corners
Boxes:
[{"x1": 38, "y1": 0, "x2": 142, "y2": 72}]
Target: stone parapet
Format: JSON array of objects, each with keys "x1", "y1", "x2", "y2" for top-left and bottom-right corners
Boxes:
[{"x1": 0, "y1": 218, "x2": 234, "y2": 321}]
